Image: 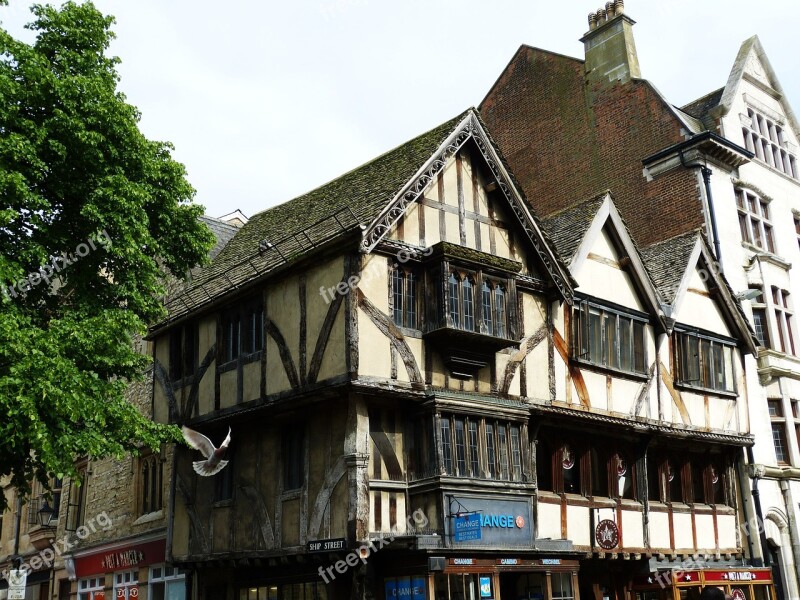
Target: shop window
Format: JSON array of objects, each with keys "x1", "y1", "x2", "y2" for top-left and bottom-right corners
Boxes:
[
  {"x1": 238, "y1": 583, "x2": 326, "y2": 600},
  {"x1": 572, "y1": 298, "x2": 647, "y2": 376},
  {"x1": 384, "y1": 577, "x2": 426, "y2": 600},
  {"x1": 674, "y1": 329, "x2": 735, "y2": 394},
  {"x1": 223, "y1": 297, "x2": 264, "y2": 363},
  {"x1": 282, "y1": 425, "x2": 305, "y2": 491},
  {"x1": 139, "y1": 451, "x2": 163, "y2": 515},
  {"x1": 591, "y1": 448, "x2": 609, "y2": 497},
  {"x1": 78, "y1": 578, "x2": 105, "y2": 600},
  {"x1": 433, "y1": 573, "x2": 494, "y2": 600},
  {"x1": 439, "y1": 414, "x2": 524, "y2": 481},
  {"x1": 552, "y1": 572, "x2": 575, "y2": 600},
  {"x1": 113, "y1": 571, "x2": 138, "y2": 600},
  {"x1": 391, "y1": 266, "x2": 418, "y2": 329},
  {"x1": 736, "y1": 188, "x2": 776, "y2": 250},
  {"x1": 614, "y1": 452, "x2": 633, "y2": 499},
  {"x1": 667, "y1": 460, "x2": 684, "y2": 503},
  {"x1": 690, "y1": 462, "x2": 706, "y2": 504},
  {"x1": 150, "y1": 565, "x2": 186, "y2": 600},
  {"x1": 647, "y1": 455, "x2": 662, "y2": 502},
  {"x1": 168, "y1": 321, "x2": 197, "y2": 382},
  {"x1": 710, "y1": 462, "x2": 725, "y2": 505}
]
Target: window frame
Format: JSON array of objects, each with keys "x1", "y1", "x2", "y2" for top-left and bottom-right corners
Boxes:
[
  {"x1": 139, "y1": 450, "x2": 164, "y2": 516},
  {"x1": 742, "y1": 107, "x2": 798, "y2": 179},
  {"x1": 168, "y1": 321, "x2": 198, "y2": 383},
  {"x1": 735, "y1": 188, "x2": 776, "y2": 252},
  {"x1": 772, "y1": 286, "x2": 796, "y2": 356},
  {"x1": 282, "y1": 424, "x2": 306, "y2": 493},
  {"x1": 438, "y1": 413, "x2": 526, "y2": 482},
  {"x1": 673, "y1": 327, "x2": 737, "y2": 395},
  {"x1": 571, "y1": 297, "x2": 648, "y2": 377},
  {"x1": 443, "y1": 267, "x2": 511, "y2": 339},
  {"x1": 222, "y1": 297, "x2": 264, "y2": 365},
  {"x1": 391, "y1": 264, "x2": 419, "y2": 329}
]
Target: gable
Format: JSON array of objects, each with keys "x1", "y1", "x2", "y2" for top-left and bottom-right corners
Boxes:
[
  {"x1": 386, "y1": 147, "x2": 540, "y2": 277},
  {"x1": 671, "y1": 261, "x2": 730, "y2": 336},
  {"x1": 573, "y1": 226, "x2": 644, "y2": 312}
]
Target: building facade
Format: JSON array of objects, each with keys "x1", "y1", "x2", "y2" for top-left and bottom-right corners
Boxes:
[{"x1": 149, "y1": 109, "x2": 768, "y2": 600}]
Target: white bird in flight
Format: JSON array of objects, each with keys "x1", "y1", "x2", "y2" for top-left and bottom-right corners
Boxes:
[{"x1": 181, "y1": 426, "x2": 232, "y2": 476}]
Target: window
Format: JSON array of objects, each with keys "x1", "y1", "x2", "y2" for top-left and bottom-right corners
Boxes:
[
  {"x1": 78, "y1": 578, "x2": 105, "y2": 600},
  {"x1": 113, "y1": 571, "x2": 138, "y2": 600},
  {"x1": 770, "y1": 399, "x2": 789, "y2": 464},
  {"x1": 481, "y1": 280, "x2": 507, "y2": 337},
  {"x1": 439, "y1": 414, "x2": 524, "y2": 482},
  {"x1": 140, "y1": 452, "x2": 163, "y2": 515},
  {"x1": 446, "y1": 270, "x2": 509, "y2": 338},
  {"x1": 169, "y1": 322, "x2": 197, "y2": 382},
  {"x1": 282, "y1": 425, "x2": 305, "y2": 491},
  {"x1": 742, "y1": 108, "x2": 798, "y2": 179},
  {"x1": 391, "y1": 267, "x2": 418, "y2": 328},
  {"x1": 150, "y1": 565, "x2": 186, "y2": 600},
  {"x1": 66, "y1": 464, "x2": 88, "y2": 532},
  {"x1": 539, "y1": 438, "x2": 635, "y2": 499},
  {"x1": 223, "y1": 298, "x2": 264, "y2": 363},
  {"x1": 674, "y1": 329, "x2": 735, "y2": 393},
  {"x1": 750, "y1": 287, "x2": 771, "y2": 348},
  {"x1": 736, "y1": 188, "x2": 775, "y2": 252},
  {"x1": 238, "y1": 583, "x2": 326, "y2": 600},
  {"x1": 572, "y1": 299, "x2": 647, "y2": 375},
  {"x1": 433, "y1": 573, "x2": 495, "y2": 600},
  {"x1": 648, "y1": 454, "x2": 729, "y2": 506},
  {"x1": 772, "y1": 287, "x2": 796, "y2": 355},
  {"x1": 552, "y1": 572, "x2": 575, "y2": 600}
]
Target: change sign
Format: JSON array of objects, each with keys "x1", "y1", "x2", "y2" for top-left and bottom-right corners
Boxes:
[{"x1": 454, "y1": 513, "x2": 482, "y2": 542}]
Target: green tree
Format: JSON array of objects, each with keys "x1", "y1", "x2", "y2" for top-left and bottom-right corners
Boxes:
[{"x1": 0, "y1": 1, "x2": 215, "y2": 511}]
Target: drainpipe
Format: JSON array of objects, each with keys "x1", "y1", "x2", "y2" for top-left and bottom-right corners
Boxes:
[
  {"x1": 737, "y1": 452, "x2": 758, "y2": 565},
  {"x1": 779, "y1": 480, "x2": 800, "y2": 591},
  {"x1": 748, "y1": 446, "x2": 770, "y2": 567},
  {"x1": 679, "y1": 151, "x2": 723, "y2": 270}
]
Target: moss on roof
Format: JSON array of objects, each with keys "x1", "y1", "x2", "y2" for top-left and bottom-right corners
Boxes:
[{"x1": 157, "y1": 111, "x2": 471, "y2": 327}]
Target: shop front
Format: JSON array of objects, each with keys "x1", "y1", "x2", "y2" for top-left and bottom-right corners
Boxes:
[{"x1": 632, "y1": 568, "x2": 775, "y2": 600}]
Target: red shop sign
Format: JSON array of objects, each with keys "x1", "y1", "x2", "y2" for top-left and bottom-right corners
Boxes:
[
  {"x1": 703, "y1": 570, "x2": 773, "y2": 583},
  {"x1": 75, "y1": 539, "x2": 166, "y2": 577}
]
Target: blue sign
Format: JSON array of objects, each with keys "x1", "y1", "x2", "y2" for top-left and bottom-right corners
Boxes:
[
  {"x1": 454, "y1": 513, "x2": 482, "y2": 542},
  {"x1": 446, "y1": 495, "x2": 533, "y2": 548},
  {"x1": 480, "y1": 576, "x2": 493, "y2": 598},
  {"x1": 385, "y1": 577, "x2": 426, "y2": 600}
]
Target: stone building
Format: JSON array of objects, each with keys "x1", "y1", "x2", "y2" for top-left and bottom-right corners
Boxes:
[
  {"x1": 149, "y1": 107, "x2": 772, "y2": 600},
  {"x1": 480, "y1": 2, "x2": 800, "y2": 598},
  {"x1": 0, "y1": 215, "x2": 241, "y2": 600}
]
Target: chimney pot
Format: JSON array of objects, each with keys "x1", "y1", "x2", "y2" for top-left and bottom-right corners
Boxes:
[
  {"x1": 596, "y1": 9, "x2": 606, "y2": 24},
  {"x1": 614, "y1": 0, "x2": 625, "y2": 15},
  {"x1": 605, "y1": 2, "x2": 615, "y2": 17},
  {"x1": 588, "y1": 12, "x2": 597, "y2": 29}
]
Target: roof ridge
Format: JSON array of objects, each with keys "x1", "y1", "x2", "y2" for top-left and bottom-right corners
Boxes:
[{"x1": 680, "y1": 87, "x2": 724, "y2": 111}]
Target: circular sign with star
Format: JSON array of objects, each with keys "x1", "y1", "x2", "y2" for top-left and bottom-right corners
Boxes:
[
  {"x1": 731, "y1": 590, "x2": 746, "y2": 600},
  {"x1": 562, "y1": 445, "x2": 575, "y2": 470},
  {"x1": 515, "y1": 515, "x2": 526, "y2": 528},
  {"x1": 595, "y1": 519, "x2": 619, "y2": 550}
]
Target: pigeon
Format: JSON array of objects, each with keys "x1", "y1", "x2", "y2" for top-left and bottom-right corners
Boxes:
[{"x1": 181, "y1": 425, "x2": 232, "y2": 476}]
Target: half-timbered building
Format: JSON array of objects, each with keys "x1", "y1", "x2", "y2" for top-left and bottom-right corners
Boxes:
[{"x1": 150, "y1": 109, "x2": 765, "y2": 600}]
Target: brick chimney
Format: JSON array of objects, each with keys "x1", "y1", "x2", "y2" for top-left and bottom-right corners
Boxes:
[{"x1": 581, "y1": 0, "x2": 641, "y2": 85}]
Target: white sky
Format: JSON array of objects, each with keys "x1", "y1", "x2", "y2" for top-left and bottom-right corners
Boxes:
[{"x1": 2, "y1": 1, "x2": 799, "y2": 220}]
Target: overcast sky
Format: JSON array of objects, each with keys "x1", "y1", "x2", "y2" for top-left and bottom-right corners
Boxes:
[{"x1": 3, "y1": 1, "x2": 799, "y2": 220}]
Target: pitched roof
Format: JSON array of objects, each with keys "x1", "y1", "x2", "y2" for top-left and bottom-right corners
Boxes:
[
  {"x1": 154, "y1": 112, "x2": 469, "y2": 329},
  {"x1": 154, "y1": 109, "x2": 576, "y2": 332},
  {"x1": 640, "y1": 230, "x2": 699, "y2": 305},
  {"x1": 540, "y1": 193, "x2": 607, "y2": 263},
  {"x1": 198, "y1": 215, "x2": 242, "y2": 261},
  {"x1": 680, "y1": 87, "x2": 724, "y2": 128}
]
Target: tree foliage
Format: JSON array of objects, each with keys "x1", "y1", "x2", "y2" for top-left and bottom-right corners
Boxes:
[{"x1": 0, "y1": 2, "x2": 215, "y2": 511}]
